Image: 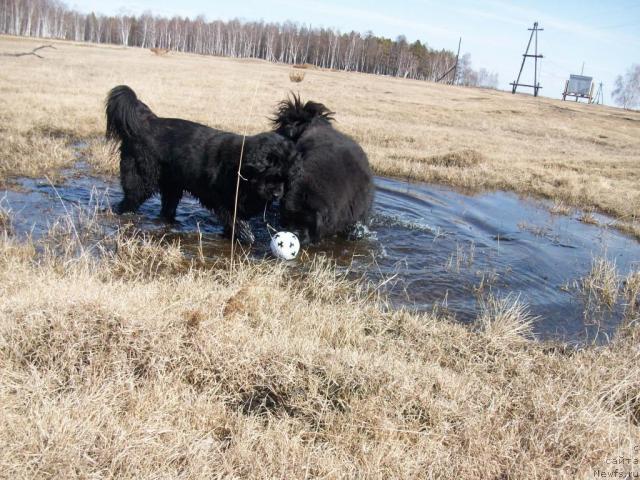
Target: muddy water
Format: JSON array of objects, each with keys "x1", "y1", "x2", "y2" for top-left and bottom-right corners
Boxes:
[{"x1": 3, "y1": 165, "x2": 639, "y2": 343}]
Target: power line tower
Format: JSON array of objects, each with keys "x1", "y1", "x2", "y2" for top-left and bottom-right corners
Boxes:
[
  {"x1": 510, "y1": 21, "x2": 543, "y2": 96},
  {"x1": 591, "y1": 82, "x2": 604, "y2": 105}
]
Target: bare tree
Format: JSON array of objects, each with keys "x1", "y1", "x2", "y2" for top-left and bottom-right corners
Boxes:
[
  {"x1": 612, "y1": 64, "x2": 640, "y2": 110},
  {"x1": 138, "y1": 12, "x2": 154, "y2": 48},
  {"x1": 476, "y1": 68, "x2": 498, "y2": 89},
  {"x1": 456, "y1": 53, "x2": 499, "y2": 88},
  {"x1": 117, "y1": 14, "x2": 131, "y2": 45}
]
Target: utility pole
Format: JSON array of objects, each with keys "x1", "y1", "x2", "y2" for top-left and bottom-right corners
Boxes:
[
  {"x1": 591, "y1": 82, "x2": 604, "y2": 105},
  {"x1": 510, "y1": 21, "x2": 544, "y2": 96},
  {"x1": 451, "y1": 37, "x2": 461, "y2": 85},
  {"x1": 534, "y1": 23, "x2": 539, "y2": 95},
  {"x1": 435, "y1": 37, "x2": 462, "y2": 85}
]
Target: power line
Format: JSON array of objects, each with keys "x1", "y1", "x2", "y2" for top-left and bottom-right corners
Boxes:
[{"x1": 598, "y1": 21, "x2": 640, "y2": 30}]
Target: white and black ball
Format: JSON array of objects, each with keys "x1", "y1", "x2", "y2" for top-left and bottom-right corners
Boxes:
[{"x1": 270, "y1": 231, "x2": 300, "y2": 260}]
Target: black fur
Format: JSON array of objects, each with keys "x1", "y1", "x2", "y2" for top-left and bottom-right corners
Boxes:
[
  {"x1": 106, "y1": 85, "x2": 298, "y2": 243},
  {"x1": 273, "y1": 94, "x2": 374, "y2": 244}
]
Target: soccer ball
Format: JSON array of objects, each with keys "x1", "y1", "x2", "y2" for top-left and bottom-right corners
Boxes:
[{"x1": 270, "y1": 231, "x2": 300, "y2": 260}]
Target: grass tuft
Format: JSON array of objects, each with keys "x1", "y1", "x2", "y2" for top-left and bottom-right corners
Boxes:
[
  {"x1": 580, "y1": 257, "x2": 620, "y2": 310},
  {"x1": 150, "y1": 47, "x2": 169, "y2": 56},
  {"x1": 476, "y1": 294, "x2": 535, "y2": 345},
  {"x1": 445, "y1": 241, "x2": 475, "y2": 273},
  {"x1": 623, "y1": 269, "x2": 640, "y2": 315},
  {"x1": 426, "y1": 148, "x2": 484, "y2": 168},
  {"x1": 289, "y1": 70, "x2": 305, "y2": 83},
  {"x1": 0, "y1": 198, "x2": 10, "y2": 234},
  {"x1": 549, "y1": 200, "x2": 572, "y2": 216},
  {"x1": 82, "y1": 137, "x2": 119, "y2": 175},
  {"x1": 578, "y1": 210, "x2": 599, "y2": 225}
]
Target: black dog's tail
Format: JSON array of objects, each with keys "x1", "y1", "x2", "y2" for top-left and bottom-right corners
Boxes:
[
  {"x1": 105, "y1": 85, "x2": 156, "y2": 141},
  {"x1": 272, "y1": 93, "x2": 334, "y2": 140}
]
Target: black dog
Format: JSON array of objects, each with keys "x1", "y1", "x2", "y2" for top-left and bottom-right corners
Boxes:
[
  {"x1": 105, "y1": 85, "x2": 297, "y2": 243},
  {"x1": 272, "y1": 95, "x2": 374, "y2": 244}
]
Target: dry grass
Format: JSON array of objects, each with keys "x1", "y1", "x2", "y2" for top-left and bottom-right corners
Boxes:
[
  {"x1": 150, "y1": 47, "x2": 169, "y2": 56},
  {"x1": 292, "y1": 63, "x2": 316, "y2": 70},
  {"x1": 2, "y1": 36, "x2": 640, "y2": 477},
  {"x1": 579, "y1": 257, "x2": 620, "y2": 310},
  {"x1": 578, "y1": 210, "x2": 599, "y2": 225},
  {"x1": 0, "y1": 126, "x2": 78, "y2": 182},
  {"x1": 475, "y1": 294, "x2": 535, "y2": 344},
  {"x1": 79, "y1": 137, "x2": 119, "y2": 174},
  {"x1": 0, "y1": 197, "x2": 10, "y2": 234},
  {"x1": 391, "y1": 148, "x2": 485, "y2": 168},
  {"x1": 445, "y1": 241, "x2": 475, "y2": 273},
  {"x1": 0, "y1": 215, "x2": 639, "y2": 478},
  {"x1": 0, "y1": 211, "x2": 8, "y2": 232},
  {"x1": 614, "y1": 220, "x2": 640, "y2": 239},
  {"x1": 549, "y1": 200, "x2": 573, "y2": 215},
  {"x1": 1, "y1": 35, "x2": 639, "y2": 237},
  {"x1": 289, "y1": 70, "x2": 305, "y2": 83},
  {"x1": 623, "y1": 270, "x2": 640, "y2": 315},
  {"x1": 518, "y1": 221, "x2": 553, "y2": 238}
]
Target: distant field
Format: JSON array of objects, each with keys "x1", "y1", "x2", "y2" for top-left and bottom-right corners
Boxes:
[
  {"x1": 1, "y1": 36, "x2": 640, "y2": 478},
  {"x1": 1, "y1": 35, "x2": 639, "y2": 235}
]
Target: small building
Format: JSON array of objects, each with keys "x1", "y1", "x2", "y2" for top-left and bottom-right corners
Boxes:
[{"x1": 562, "y1": 74, "x2": 594, "y2": 102}]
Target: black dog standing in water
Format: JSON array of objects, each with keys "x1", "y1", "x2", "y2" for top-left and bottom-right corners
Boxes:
[
  {"x1": 273, "y1": 95, "x2": 374, "y2": 245},
  {"x1": 105, "y1": 85, "x2": 298, "y2": 243}
]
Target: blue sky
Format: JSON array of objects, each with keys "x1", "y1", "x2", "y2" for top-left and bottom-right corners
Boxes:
[{"x1": 69, "y1": 0, "x2": 640, "y2": 102}]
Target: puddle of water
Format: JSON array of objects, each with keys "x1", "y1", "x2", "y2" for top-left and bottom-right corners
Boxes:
[{"x1": 2, "y1": 164, "x2": 639, "y2": 344}]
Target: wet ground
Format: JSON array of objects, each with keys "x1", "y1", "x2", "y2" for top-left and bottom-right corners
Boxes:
[{"x1": 3, "y1": 164, "x2": 639, "y2": 343}]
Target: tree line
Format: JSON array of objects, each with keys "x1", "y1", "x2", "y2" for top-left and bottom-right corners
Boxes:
[{"x1": 0, "y1": 0, "x2": 499, "y2": 86}]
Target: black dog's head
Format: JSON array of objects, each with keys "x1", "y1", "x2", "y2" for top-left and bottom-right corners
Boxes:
[
  {"x1": 241, "y1": 133, "x2": 299, "y2": 202},
  {"x1": 272, "y1": 93, "x2": 334, "y2": 141}
]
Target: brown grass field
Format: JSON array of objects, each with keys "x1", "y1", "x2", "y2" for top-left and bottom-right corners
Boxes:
[{"x1": 1, "y1": 35, "x2": 640, "y2": 478}]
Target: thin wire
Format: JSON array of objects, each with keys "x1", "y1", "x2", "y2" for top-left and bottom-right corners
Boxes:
[
  {"x1": 262, "y1": 201, "x2": 278, "y2": 239},
  {"x1": 229, "y1": 72, "x2": 264, "y2": 270}
]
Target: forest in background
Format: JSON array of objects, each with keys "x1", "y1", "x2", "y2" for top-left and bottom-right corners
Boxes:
[{"x1": 0, "y1": 0, "x2": 498, "y2": 87}]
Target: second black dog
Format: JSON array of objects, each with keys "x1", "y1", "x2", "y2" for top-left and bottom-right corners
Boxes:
[
  {"x1": 106, "y1": 85, "x2": 297, "y2": 243},
  {"x1": 272, "y1": 94, "x2": 374, "y2": 244}
]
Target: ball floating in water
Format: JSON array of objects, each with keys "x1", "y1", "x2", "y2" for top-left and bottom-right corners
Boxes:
[{"x1": 270, "y1": 231, "x2": 300, "y2": 260}]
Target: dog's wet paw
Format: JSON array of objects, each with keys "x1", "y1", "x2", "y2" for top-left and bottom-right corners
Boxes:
[
  {"x1": 112, "y1": 201, "x2": 137, "y2": 215},
  {"x1": 346, "y1": 222, "x2": 370, "y2": 241}
]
